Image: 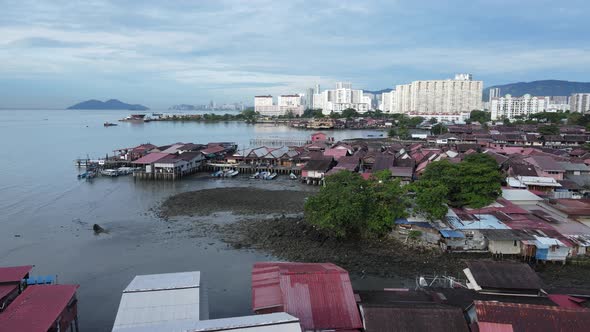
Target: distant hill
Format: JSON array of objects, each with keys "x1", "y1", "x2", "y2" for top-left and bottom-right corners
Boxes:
[
  {"x1": 483, "y1": 80, "x2": 590, "y2": 100},
  {"x1": 67, "y1": 99, "x2": 149, "y2": 110}
]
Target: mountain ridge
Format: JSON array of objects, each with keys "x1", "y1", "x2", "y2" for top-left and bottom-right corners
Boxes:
[
  {"x1": 483, "y1": 80, "x2": 590, "y2": 100},
  {"x1": 67, "y1": 99, "x2": 149, "y2": 110}
]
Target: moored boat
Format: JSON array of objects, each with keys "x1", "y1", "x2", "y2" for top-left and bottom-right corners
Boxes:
[
  {"x1": 104, "y1": 122, "x2": 118, "y2": 127},
  {"x1": 101, "y1": 169, "x2": 119, "y2": 177},
  {"x1": 289, "y1": 172, "x2": 298, "y2": 180},
  {"x1": 250, "y1": 171, "x2": 260, "y2": 179},
  {"x1": 266, "y1": 172, "x2": 278, "y2": 180},
  {"x1": 211, "y1": 170, "x2": 224, "y2": 177}
]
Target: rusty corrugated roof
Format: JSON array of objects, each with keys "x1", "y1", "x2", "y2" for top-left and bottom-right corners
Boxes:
[
  {"x1": 466, "y1": 261, "x2": 543, "y2": 292},
  {"x1": 474, "y1": 300, "x2": 590, "y2": 332},
  {"x1": 252, "y1": 262, "x2": 362, "y2": 331}
]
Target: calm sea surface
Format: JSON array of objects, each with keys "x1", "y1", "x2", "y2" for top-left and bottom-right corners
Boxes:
[{"x1": 0, "y1": 109, "x2": 405, "y2": 331}]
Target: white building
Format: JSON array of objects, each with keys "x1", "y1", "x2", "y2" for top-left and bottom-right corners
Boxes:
[
  {"x1": 489, "y1": 87, "x2": 501, "y2": 102},
  {"x1": 571, "y1": 93, "x2": 590, "y2": 113},
  {"x1": 254, "y1": 94, "x2": 303, "y2": 116},
  {"x1": 254, "y1": 95, "x2": 278, "y2": 116},
  {"x1": 312, "y1": 82, "x2": 372, "y2": 114},
  {"x1": 380, "y1": 74, "x2": 482, "y2": 118},
  {"x1": 277, "y1": 94, "x2": 304, "y2": 116},
  {"x1": 490, "y1": 94, "x2": 548, "y2": 120}
]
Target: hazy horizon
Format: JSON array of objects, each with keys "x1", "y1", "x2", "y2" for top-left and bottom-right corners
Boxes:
[{"x1": 1, "y1": 0, "x2": 589, "y2": 109}]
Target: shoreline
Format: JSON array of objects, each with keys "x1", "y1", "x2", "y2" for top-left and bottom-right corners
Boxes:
[{"x1": 159, "y1": 186, "x2": 590, "y2": 289}]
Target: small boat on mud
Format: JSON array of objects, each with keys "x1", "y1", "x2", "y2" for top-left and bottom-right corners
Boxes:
[
  {"x1": 226, "y1": 170, "x2": 239, "y2": 177},
  {"x1": 101, "y1": 169, "x2": 119, "y2": 177},
  {"x1": 250, "y1": 171, "x2": 260, "y2": 179},
  {"x1": 289, "y1": 172, "x2": 298, "y2": 180},
  {"x1": 265, "y1": 172, "x2": 278, "y2": 180},
  {"x1": 211, "y1": 170, "x2": 224, "y2": 177}
]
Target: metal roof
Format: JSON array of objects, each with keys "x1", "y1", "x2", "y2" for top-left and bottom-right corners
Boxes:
[
  {"x1": 474, "y1": 300, "x2": 590, "y2": 332},
  {"x1": 0, "y1": 284, "x2": 78, "y2": 331},
  {"x1": 114, "y1": 271, "x2": 203, "y2": 330},
  {"x1": 0, "y1": 265, "x2": 33, "y2": 283},
  {"x1": 480, "y1": 229, "x2": 535, "y2": 241},
  {"x1": 132, "y1": 153, "x2": 171, "y2": 164},
  {"x1": 0, "y1": 284, "x2": 18, "y2": 301},
  {"x1": 501, "y1": 189, "x2": 542, "y2": 202},
  {"x1": 465, "y1": 261, "x2": 543, "y2": 291},
  {"x1": 440, "y1": 229, "x2": 465, "y2": 238},
  {"x1": 360, "y1": 304, "x2": 469, "y2": 332},
  {"x1": 110, "y1": 313, "x2": 302, "y2": 332},
  {"x1": 252, "y1": 262, "x2": 362, "y2": 331},
  {"x1": 124, "y1": 271, "x2": 200, "y2": 292}
]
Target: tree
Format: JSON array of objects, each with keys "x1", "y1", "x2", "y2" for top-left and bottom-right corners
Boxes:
[
  {"x1": 302, "y1": 108, "x2": 324, "y2": 118},
  {"x1": 411, "y1": 180, "x2": 449, "y2": 221},
  {"x1": 538, "y1": 124, "x2": 560, "y2": 136},
  {"x1": 469, "y1": 110, "x2": 491, "y2": 124},
  {"x1": 304, "y1": 170, "x2": 408, "y2": 238},
  {"x1": 417, "y1": 154, "x2": 503, "y2": 208},
  {"x1": 341, "y1": 108, "x2": 359, "y2": 119},
  {"x1": 429, "y1": 117, "x2": 438, "y2": 124},
  {"x1": 502, "y1": 117, "x2": 511, "y2": 126},
  {"x1": 431, "y1": 123, "x2": 448, "y2": 135},
  {"x1": 398, "y1": 126, "x2": 410, "y2": 139},
  {"x1": 407, "y1": 116, "x2": 425, "y2": 128}
]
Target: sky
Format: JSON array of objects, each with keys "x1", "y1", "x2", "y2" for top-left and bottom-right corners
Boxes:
[{"x1": 0, "y1": 0, "x2": 589, "y2": 109}]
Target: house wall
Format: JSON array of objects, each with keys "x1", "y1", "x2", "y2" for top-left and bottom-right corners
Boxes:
[
  {"x1": 537, "y1": 170, "x2": 564, "y2": 181},
  {"x1": 536, "y1": 247, "x2": 569, "y2": 261},
  {"x1": 488, "y1": 240, "x2": 521, "y2": 255}
]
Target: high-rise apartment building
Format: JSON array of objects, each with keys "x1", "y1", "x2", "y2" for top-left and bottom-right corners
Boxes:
[
  {"x1": 571, "y1": 93, "x2": 590, "y2": 113},
  {"x1": 305, "y1": 88, "x2": 314, "y2": 109},
  {"x1": 312, "y1": 82, "x2": 372, "y2": 114},
  {"x1": 489, "y1": 88, "x2": 501, "y2": 102},
  {"x1": 490, "y1": 94, "x2": 548, "y2": 120},
  {"x1": 380, "y1": 74, "x2": 482, "y2": 119}
]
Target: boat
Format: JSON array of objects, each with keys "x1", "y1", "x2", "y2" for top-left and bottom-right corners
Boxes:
[
  {"x1": 211, "y1": 170, "x2": 224, "y2": 177},
  {"x1": 259, "y1": 171, "x2": 269, "y2": 179},
  {"x1": 289, "y1": 172, "x2": 298, "y2": 180},
  {"x1": 226, "y1": 170, "x2": 239, "y2": 177},
  {"x1": 77, "y1": 172, "x2": 88, "y2": 179},
  {"x1": 86, "y1": 171, "x2": 96, "y2": 179},
  {"x1": 152, "y1": 113, "x2": 163, "y2": 117},
  {"x1": 250, "y1": 171, "x2": 260, "y2": 179},
  {"x1": 117, "y1": 167, "x2": 133, "y2": 175},
  {"x1": 101, "y1": 169, "x2": 119, "y2": 177},
  {"x1": 265, "y1": 172, "x2": 278, "y2": 180},
  {"x1": 104, "y1": 122, "x2": 118, "y2": 127}
]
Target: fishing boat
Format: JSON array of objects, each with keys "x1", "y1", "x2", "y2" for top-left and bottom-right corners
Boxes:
[
  {"x1": 103, "y1": 122, "x2": 118, "y2": 127},
  {"x1": 211, "y1": 170, "x2": 224, "y2": 177},
  {"x1": 77, "y1": 172, "x2": 88, "y2": 179},
  {"x1": 101, "y1": 169, "x2": 119, "y2": 177},
  {"x1": 289, "y1": 172, "x2": 298, "y2": 180},
  {"x1": 266, "y1": 172, "x2": 278, "y2": 180},
  {"x1": 250, "y1": 171, "x2": 260, "y2": 179}
]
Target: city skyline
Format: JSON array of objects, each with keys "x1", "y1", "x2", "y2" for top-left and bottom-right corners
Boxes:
[{"x1": 1, "y1": 0, "x2": 589, "y2": 109}]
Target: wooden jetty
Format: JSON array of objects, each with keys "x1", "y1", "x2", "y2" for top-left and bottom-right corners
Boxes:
[{"x1": 249, "y1": 137, "x2": 309, "y2": 147}]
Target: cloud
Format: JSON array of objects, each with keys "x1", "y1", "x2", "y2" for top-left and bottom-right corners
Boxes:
[{"x1": 0, "y1": 0, "x2": 588, "y2": 108}]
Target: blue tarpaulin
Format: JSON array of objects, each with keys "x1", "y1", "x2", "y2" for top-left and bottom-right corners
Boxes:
[{"x1": 439, "y1": 229, "x2": 466, "y2": 238}]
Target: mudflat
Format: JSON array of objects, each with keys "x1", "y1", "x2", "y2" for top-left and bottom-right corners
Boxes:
[{"x1": 158, "y1": 187, "x2": 311, "y2": 218}]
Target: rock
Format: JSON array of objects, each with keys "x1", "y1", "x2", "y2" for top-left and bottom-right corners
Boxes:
[{"x1": 93, "y1": 224, "x2": 106, "y2": 234}]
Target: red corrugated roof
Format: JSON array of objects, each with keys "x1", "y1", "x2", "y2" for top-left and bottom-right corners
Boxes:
[
  {"x1": 201, "y1": 145, "x2": 225, "y2": 155},
  {"x1": 474, "y1": 300, "x2": 590, "y2": 332},
  {"x1": 548, "y1": 294, "x2": 586, "y2": 308},
  {"x1": 0, "y1": 284, "x2": 18, "y2": 301},
  {"x1": 0, "y1": 265, "x2": 33, "y2": 283},
  {"x1": 0, "y1": 284, "x2": 78, "y2": 332},
  {"x1": 131, "y1": 152, "x2": 171, "y2": 164},
  {"x1": 252, "y1": 262, "x2": 362, "y2": 331}
]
